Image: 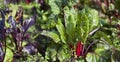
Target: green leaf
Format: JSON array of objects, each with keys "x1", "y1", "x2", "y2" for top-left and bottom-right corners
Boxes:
[
  {"x1": 77, "y1": 7, "x2": 91, "y2": 42},
  {"x1": 86, "y1": 53, "x2": 106, "y2": 62},
  {"x1": 57, "y1": 45, "x2": 70, "y2": 62},
  {"x1": 93, "y1": 31, "x2": 113, "y2": 45},
  {"x1": 79, "y1": 7, "x2": 99, "y2": 32},
  {"x1": 109, "y1": 3, "x2": 115, "y2": 11},
  {"x1": 64, "y1": 7, "x2": 77, "y2": 42},
  {"x1": 45, "y1": 45, "x2": 58, "y2": 61},
  {"x1": 86, "y1": 53, "x2": 99, "y2": 62},
  {"x1": 48, "y1": 0, "x2": 60, "y2": 15},
  {"x1": 4, "y1": 48, "x2": 13, "y2": 62},
  {"x1": 115, "y1": 0, "x2": 120, "y2": 11},
  {"x1": 41, "y1": 31, "x2": 60, "y2": 43},
  {"x1": 5, "y1": 21, "x2": 10, "y2": 28},
  {"x1": 101, "y1": 3, "x2": 107, "y2": 13},
  {"x1": 66, "y1": 15, "x2": 76, "y2": 42},
  {"x1": 56, "y1": 19, "x2": 66, "y2": 43},
  {"x1": 57, "y1": 49, "x2": 66, "y2": 62},
  {"x1": 89, "y1": 9, "x2": 99, "y2": 29},
  {"x1": 9, "y1": 4, "x2": 18, "y2": 17},
  {"x1": 95, "y1": 43, "x2": 112, "y2": 61}
]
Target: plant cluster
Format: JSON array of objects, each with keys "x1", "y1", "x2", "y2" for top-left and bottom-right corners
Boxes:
[{"x1": 0, "y1": 0, "x2": 120, "y2": 62}]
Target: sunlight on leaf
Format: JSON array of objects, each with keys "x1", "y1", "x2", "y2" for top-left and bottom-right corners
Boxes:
[
  {"x1": 56, "y1": 19, "x2": 66, "y2": 43},
  {"x1": 41, "y1": 30, "x2": 60, "y2": 43},
  {"x1": 4, "y1": 48, "x2": 13, "y2": 62}
]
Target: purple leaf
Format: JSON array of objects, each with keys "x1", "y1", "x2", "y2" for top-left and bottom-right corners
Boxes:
[
  {"x1": 6, "y1": 28, "x2": 11, "y2": 34},
  {"x1": 8, "y1": 16, "x2": 16, "y2": 29},
  {"x1": 11, "y1": 27, "x2": 22, "y2": 42},
  {"x1": 22, "y1": 43, "x2": 37, "y2": 55},
  {"x1": 22, "y1": 16, "x2": 35, "y2": 33},
  {"x1": 0, "y1": 43, "x2": 4, "y2": 62},
  {"x1": 23, "y1": 33, "x2": 30, "y2": 40},
  {"x1": 0, "y1": 10, "x2": 5, "y2": 30},
  {"x1": 16, "y1": 33, "x2": 22, "y2": 42},
  {"x1": 0, "y1": 10, "x2": 5, "y2": 39}
]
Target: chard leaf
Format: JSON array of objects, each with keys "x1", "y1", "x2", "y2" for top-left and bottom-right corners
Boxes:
[
  {"x1": 41, "y1": 30, "x2": 60, "y2": 43},
  {"x1": 56, "y1": 19, "x2": 66, "y2": 43}
]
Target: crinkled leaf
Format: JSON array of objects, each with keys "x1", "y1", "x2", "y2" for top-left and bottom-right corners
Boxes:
[
  {"x1": 48, "y1": 0, "x2": 60, "y2": 15},
  {"x1": 77, "y1": 7, "x2": 99, "y2": 42},
  {"x1": 45, "y1": 45, "x2": 58, "y2": 61},
  {"x1": 86, "y1": 53, "x2": 106, "y2": 62},
  {"x1": 89, "y1": 9, "x2": 99, "y2": 29},
  {"x1": 77, "y1": 8, "x2": 90, "y2": 42},
  {"x1": 57, "y1": 45, "x2": 70, "y2": 62},
  {"x1": 64, "y1": 7, "x2": 77, "y2": 42},
  {"x1": 95, "y1": 43, "x2": 112, "y2": 62},
  {"x1": 56, "y1": 19, "x2": 66, "y2": 43},
  {"x1": 66, "y1": 14, "x2": 77, "y2": 42},
  {"x1": 41, "y1": 31, "x2": 60, "y2": 43},
  {"x1": 93, "y1": 31, "x2": 113, "y2": 45}
]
